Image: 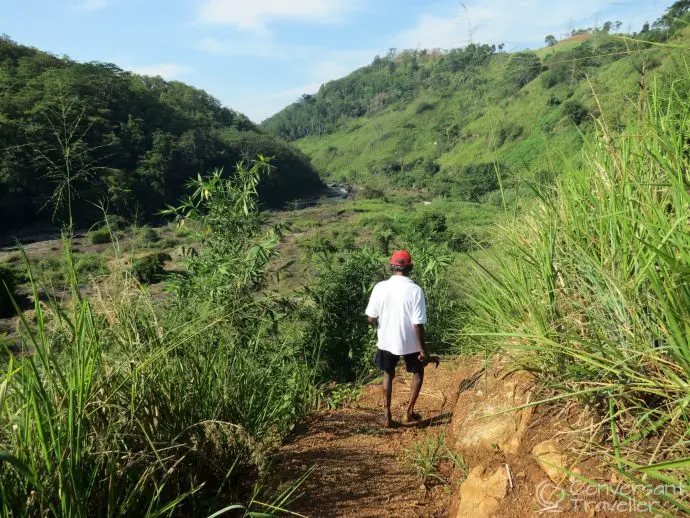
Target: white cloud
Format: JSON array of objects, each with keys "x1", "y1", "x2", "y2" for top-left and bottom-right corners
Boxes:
[
  {"x1": 197, "y1": 0, "x2": 361, "y2": 32},
  {"x1": 198, "y1": 36, "x2": 312, "y2": 59},
  {"x1": 395, "y1": 0, "x2": 663, "y2": 51},
  {"x1": 72, "y1": 0, "x2": 108, "y2": 11},
  {"x1": 309, "y1": 53, "x2": 369, "y2": 80},
  {"x1": 129, "y1": 64, "x2": 194, "y2": 80}
]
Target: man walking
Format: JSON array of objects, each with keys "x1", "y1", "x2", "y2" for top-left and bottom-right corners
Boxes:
[{"x1": 365, "y1": 250, "x2": 429, "y2": 428}]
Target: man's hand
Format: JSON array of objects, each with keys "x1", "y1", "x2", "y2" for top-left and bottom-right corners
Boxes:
[{"x1": 418, "y1": 352, "x2": 440, "y2": 368}]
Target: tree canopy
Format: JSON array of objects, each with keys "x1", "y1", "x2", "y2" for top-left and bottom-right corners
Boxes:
[
  {"x1": 261, "y1": 44, "x2": 497, "y2": 141},
  {"x1": 0, "y1": 36, "x2": 322, "y2": 232}
]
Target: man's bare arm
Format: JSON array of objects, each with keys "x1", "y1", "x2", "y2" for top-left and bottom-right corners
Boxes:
[
  {"x1": 367, "y1": 316, "x2": 378, "y2": 328},
  {"x1": 413, "y1": 324, "x2": 427, "y2": 358}
]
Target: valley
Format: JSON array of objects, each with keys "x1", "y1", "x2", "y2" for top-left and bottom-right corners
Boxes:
[{"x1": 1, "y1": 2, "x2": 690, "y2": 517}]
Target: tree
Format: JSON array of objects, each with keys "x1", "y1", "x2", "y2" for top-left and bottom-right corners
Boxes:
[
  {"x1": 602, "y1": 21, "x2": 613, "y2": 33},
  {"x1": 504, "y1": 52, "x2": 542, "y2": 89},
  {"x1": 545, "y1": 35, "x2": 558, "y2": 47},
  {"x1": 652, "y1": 0, "x2": 690, "y2": 33}
]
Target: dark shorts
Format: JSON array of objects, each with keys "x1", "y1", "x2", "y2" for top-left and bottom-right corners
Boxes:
[{"x1": 373, "y1": 349, "x2": 424, "y2": 374}]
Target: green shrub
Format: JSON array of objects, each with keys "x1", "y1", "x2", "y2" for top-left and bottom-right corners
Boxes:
[
  {"x1": 330, "y1": 229, "x2": 357, "y2": 251},
  {"x1": 358, "y1": 186, "x2": 386, "y2": 200},
  {"x1": 377, "y1": 159, "x2": 402, "y2": 176},
  {"x1": 455, "y1": 163, "x2": 501, "y2": 202},
  {"x1": 421, "y1": 157, "x2": 441, "y2": 176},
  {"x1": 374, "y1": 231, "x2": 394, "y2": 255},
  {"x1": 4, "y1": 252, "x2": 22, "y2": 266},
  {"x1": 416, "y1": 101, "x2": 435, "y2": 114},
  {"x1": 480, "y1": 187, "x2": 520, "y2": 207},
  {"x1": 496, "y1": 124, "x2": 524, "y2": 147},
  {"x1": 131, "y1": 226, "x2": 162, "y2": 249},
  {"x1": 142, "y1": 226, "x2": 160, "y2": 244},
  {"x1": 171, "y1": 224, "x2": 197, "y2": 245},
  {"x1": 304, "y1": 249, "x2": 387, "y2": 381},
  {"x1": 0, "y1": 255, "x2": 318, "y2": 516},
  {"x1": 162, "y1": 236, "x2": 180, "y2": 249},
  {"x1": 297, "y1": 235, "x2": 338, "y2": 261},
  {"x1": 447, "y1": 229, "x2": 489, "y2": 252},
  {"x1": 292, "y1": 219, "x2": 320, "y2": 232},
  {"x1": 105, "y1": 215, "x2": 130, "y2": 231},
  {"x1": 0, "y1": 263, "x2": 17, "y2": 316},
  {"x1": 504, "y1": 52, "x2": 542, "y2": 89},
  {"x1": 540, "y1": 71, "x2": 558, "y2": 89},
  {"x1": 131, "y1": 252, "x2": 171, "y2": 284},
  {"x1": 0, "y1": 160, "x2": 322, "y2": 517},
  {"x1": 31, "y1": 256, "x2": 64, "y2": 286},
  {"x1": 411, "y1": 211, "x2": 447, "y2": 239},
  {"x1": 88, "y1": 226, "x2": 112, "y2": 245},
  {"x1": 406, "y1": 244, "x2": 458, "y2": 353},
  {"x1": 74, "y1": 253, "x2": 108, "y2": 277},
  {"x1": 563, "y1": 100, "x2": 589, "y2": 125}
]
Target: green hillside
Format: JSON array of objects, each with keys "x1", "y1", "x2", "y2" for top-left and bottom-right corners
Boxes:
[
  {"x1": 0, "y1": 36, "x2": 322, "y2": 234},
  {"x1": 263, "y1": 12, "x2": 690, "y2": 203}
]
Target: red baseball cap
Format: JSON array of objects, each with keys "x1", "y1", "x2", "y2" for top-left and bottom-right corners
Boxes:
[{"x1": 390, "y1": 250, "x2": 413, "y2": 266}]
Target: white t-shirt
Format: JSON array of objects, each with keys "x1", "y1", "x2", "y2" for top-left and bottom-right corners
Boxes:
[{"x1": 365, "y1": 275, "x2": 427, "y2": 356}]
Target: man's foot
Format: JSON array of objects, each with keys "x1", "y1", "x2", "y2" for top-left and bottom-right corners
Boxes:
[
  {"x1": 402, "y1": 412, "x2": 422, "y2": 423},
  {"x1": 382, "y1": 410, "x2": 394, "y2": 428}
]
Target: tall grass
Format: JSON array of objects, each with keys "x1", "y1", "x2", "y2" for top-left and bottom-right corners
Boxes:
[
  {"x1": 0, "y1": 162, "x2": 319, "y2": 516},
  {"x1": 465, "y1": 76, "x2": 690, "y2": 511}
]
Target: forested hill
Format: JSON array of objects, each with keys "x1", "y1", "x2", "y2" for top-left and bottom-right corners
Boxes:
[
  {"x1": 262, "y1": 2, "x2": 690, "y2": 202},
  {"x1": 0, "y1": 36, "x2": 322, "y2": 232}
]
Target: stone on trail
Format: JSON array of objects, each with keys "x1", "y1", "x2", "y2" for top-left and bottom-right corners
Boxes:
[
  {"x1": 452, "y1": 372, "x2": 533, "y2": 455},
  {"x1": 532, "y1": 440, "x2": 568, "y2": 484},
  {"x1": 456, "y1": 465, "x2": 509, "y2": 518}
]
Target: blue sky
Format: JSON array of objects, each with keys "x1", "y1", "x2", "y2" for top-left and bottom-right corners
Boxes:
[{"x1": 4, "y1": 0, "x2": 668, "y2": 122}]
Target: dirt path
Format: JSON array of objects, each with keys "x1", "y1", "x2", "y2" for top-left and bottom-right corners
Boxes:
[{"x1": 274, "y1": 359, "x2": 468, "y2": 518}]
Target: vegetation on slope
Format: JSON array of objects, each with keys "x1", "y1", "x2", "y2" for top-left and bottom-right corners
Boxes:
[
  {"x1": 0, "y1": 36, "x2": 322, "y2": 234},
  {"x1": 263, "y1": 3, "x2": 690, "y2": 204},
  {"x1": 465, "y1": 67, "x2": 690, "y2": 512}
]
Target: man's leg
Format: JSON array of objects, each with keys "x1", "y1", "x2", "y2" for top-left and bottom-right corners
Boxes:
[
  {"x1": 374, "y1": 350, "x2": 398, "y2": 428},
  {"x1": 382, "y1": 369, "x2": 394, "y2": 428},
  {"x1": 406, "y1": 368, "x2": 424, "y2": 419}
]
